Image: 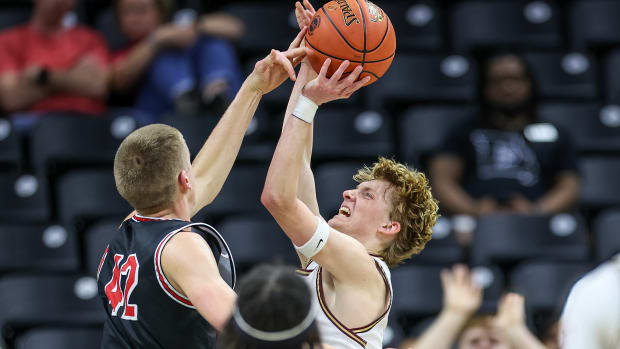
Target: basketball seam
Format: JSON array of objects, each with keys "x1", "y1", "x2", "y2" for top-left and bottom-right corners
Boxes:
[
  {"x1": 305, "y1": 39, "x2": 395, "y2": 63},
  {"x1": 320, "y1": 7, "x2": 365, "y2": 53},
  {"x1": 367, "y1": 13, "x2": 390, "y2": 52},
  {"x1": 355, "y1": 0, "x2": 367, "y2": 69},
  {"x1": 362, "y1": 70, "x2": 379, "y2": 79}
]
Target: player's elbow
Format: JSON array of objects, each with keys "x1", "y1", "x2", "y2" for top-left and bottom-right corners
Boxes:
[{"x1": 261, "y1": 186, "x2": 293, "y2": 214}]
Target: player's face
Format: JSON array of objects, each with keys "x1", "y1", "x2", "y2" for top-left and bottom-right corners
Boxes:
[
  {"x1": 328, "y1": 179, "x2": 393, "y2": 240},
  {"x1": 458, "y1": 326, "x2": 511, "y2": 349},
  {"x1": 117, "y1": 0, "x2": 162, "y2": 41}
]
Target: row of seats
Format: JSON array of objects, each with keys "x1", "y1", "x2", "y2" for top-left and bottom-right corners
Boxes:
[
  {"x1": 3, "y1": 156, "x2": 620, "y2": 225},
  {"x1": 5, "y1": 0, "x2": 620, "y2": 54},
  {"x1": 0, "y1": 259, "x2": 590, "y2": 348},
  {"x1": 385, "y1": 260, "x2": 588, "y2": 346},
  {"x1": 1, "y1": 206, "x2": 618, "y2": 281}
]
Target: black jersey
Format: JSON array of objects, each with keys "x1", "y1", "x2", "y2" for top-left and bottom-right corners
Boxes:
[{"x1": 96, "y1": 214, "x2": 236, "y2": 349}]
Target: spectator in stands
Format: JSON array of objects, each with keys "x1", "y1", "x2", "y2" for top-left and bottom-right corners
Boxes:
[
  {"x1": 429, "y1": 53, "x2": 580, "y2": 217},
  {"x1": 399, "y1": 264, "x2": 548, "y2": 349},
  {"x1": 0, "y1": 0, "x2": 110, "y2": 131},
  {"x1": 111, "y1": 0, "x2": 244, "y2": 123},
  {"x1": 218, "y1": 264, "x2": 332, "y2": 349}
]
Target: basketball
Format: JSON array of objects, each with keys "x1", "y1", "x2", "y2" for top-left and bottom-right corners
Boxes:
[{"x1": 304, "y1": 0, "x2": 396, "y2": 85}]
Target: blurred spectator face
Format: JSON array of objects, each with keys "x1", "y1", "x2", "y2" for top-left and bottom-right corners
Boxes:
[
  {"x1": 483, "y1": 55, "x2": 532, "y2": 110},
  {"x1": 35, "y1": 0, "x2": 75, "y2": 23},
  {"x1": 458, "y1": 326, "x2": 510, "y2": 349},
  {"x1": 118, "y1": 0, "x2": 163, "y2": 41}
]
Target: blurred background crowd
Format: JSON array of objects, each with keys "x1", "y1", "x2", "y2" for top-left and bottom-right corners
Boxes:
[{"x1": 0, "y1": 0, "x2": 619, "y2": 348}]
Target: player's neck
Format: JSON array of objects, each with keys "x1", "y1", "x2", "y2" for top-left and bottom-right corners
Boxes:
[{"x1": 139, "y1": 202, "x2": 190, "y2": 221}]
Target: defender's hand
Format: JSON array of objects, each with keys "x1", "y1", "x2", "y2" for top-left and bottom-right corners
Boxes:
[
  {"x1": 247, "y1": 27, "x2": 310, "y2": 95},
  {"x1": 295, "y1": 0, "x2": 316, "y2": 29},
  {"x1": 301, "y1": 59, "x2": 370, "y2": 105}
]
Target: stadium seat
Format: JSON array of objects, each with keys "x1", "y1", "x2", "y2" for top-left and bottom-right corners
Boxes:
[
  {"x1": 15, "y1": 327, "x2": 103, "y2": 349},
  {"x1": 593, "y1": 208, "x2": 620, "y2": 262},
  {"x1": 604, "y1": 48, "x2": 620, "y2": 102},
  {"x1": 510, "y1": 261, "x2": 588, "y2": 334},
  {"x1": 160, "y1": 114, "x2": 219, "y2": 159},
  {"x1": 471, "y1": 213, "x2": 589, "y2": 266},
  {"x1": 0, "y1": 173, "x2": 50, "y2": 223},
  {"x1": 0, "y1": 118, "x2": 22, "y2": 172},
  {"x1": 451, "y1": 0, "x2": 562, "y2": 51},
  {"x1": 312, "y1": 107, "x2": 395, "y2": 162},
  {"x1": 579, "y1": 156, "x2": 620, "y2": 208},
  {"x1": 569, "y1": 0, "x2": 620, "y2": 49},
  {"x1": 223, "y1": 2, "x2": 298, "y2": 56},
  {"x1": 217, "y1": 215, "x2": 299, "y2": 275},
  {"x1": 410, "y1": 216, "x2": 465, "y2": 265},
  {"x1": 195, "y1": 164, "x2": 268, "y2": 223},
  {"x1": 84, "y1": 219, "x2": 120, "y2": 277},
  {"x1": 55, "y1": 169, "x2": 131, "y2": 231},
  {"x1": 366, "y1": 54, "x2": 478, "y2": 111},
  {"x1": 523, "y1": 51, "x2": 598, "y2": 100},
  {"x1": 0, "y1": 223, "x2": 79, "y2": 274},
  {"x1": 390, "y1": 265, "x2": 443, "y2": 330},
  {"x1": 380, "y1": 1, "x2": 443, "y2": 52},
  {"x1": 30, "y1": 114, "x2": 131, "y2": 177},
  {"x1": 398, "y1": 105, "x2": 477, "y2": 167},
  {"x1": 0, "y1": 275, "x2": 104, "y2": 344},
  {"x1": 314, "y1": 162, "x2": 362, "y2": 219},
  {"x1": 537, "y1": 103, "x2": 620, "y2": 153}
]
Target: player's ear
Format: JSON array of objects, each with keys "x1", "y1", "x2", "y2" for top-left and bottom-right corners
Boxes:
[
  {"x1": 379, "y1": 221, "x2": 400, "y2": 236},
  {"x1": 178, "y1": 170, "x2": 192, "y2": 191}
]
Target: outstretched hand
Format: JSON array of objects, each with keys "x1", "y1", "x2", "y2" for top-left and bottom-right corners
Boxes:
[
  {"x1": 247, "y1": 27, "x2": 310, "y2": 95},
  {"x1": 295, "y1": 0, "x2": 316, "y2": 29},
  {"x1": 440, "y1": 264, "x2": 483, "y2": 317},
  {"x1": 302, "y1": 59, "x2": 370, "y2": 105}
]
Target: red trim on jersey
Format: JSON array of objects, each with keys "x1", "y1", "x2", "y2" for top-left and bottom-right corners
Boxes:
[
  {"x1": 132, "y1": 214, "x2": 184, "y2": 222},
  {"x1": 154, "y1": 230, "x2": 194, "y2": 307},
  {"x1": 97, "y1": 245, "x2": 109, "y2": 280}
]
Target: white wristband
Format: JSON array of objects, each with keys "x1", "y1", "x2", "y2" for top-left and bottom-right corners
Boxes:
[
  {"x1": 294, "y1": 216, "x2": 330, "y2": 258},
  {"x1": 292, "y1": 94, "x2": 318, "y2": 124}
]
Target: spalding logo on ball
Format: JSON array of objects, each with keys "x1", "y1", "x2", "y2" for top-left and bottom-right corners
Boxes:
[{"x1": 305, "y1": 0, "x2": 396, "y2": 85}]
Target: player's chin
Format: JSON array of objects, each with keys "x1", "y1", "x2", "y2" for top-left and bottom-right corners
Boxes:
[{"x1": 327, "y1": 215, "x2": 348, "y2": 231}]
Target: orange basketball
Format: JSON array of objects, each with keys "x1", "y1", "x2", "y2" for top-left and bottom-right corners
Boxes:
[{"x1": 305, "y1": 0, "x2": 396, "y2": 85}]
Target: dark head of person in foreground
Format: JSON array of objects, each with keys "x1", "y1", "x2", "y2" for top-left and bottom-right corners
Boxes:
[{"x1": 218, "y1": 265, "x2": 322, "y2": 349}]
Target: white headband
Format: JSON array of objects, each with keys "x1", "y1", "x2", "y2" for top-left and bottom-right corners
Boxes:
[{"x1": 232, "y1": 301, "x2": 318, "y2": 342}]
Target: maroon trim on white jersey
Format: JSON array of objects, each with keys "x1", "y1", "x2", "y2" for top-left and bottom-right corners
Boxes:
[{"x1": 154, "y1": 225, "x2": 195, "y2": 308}]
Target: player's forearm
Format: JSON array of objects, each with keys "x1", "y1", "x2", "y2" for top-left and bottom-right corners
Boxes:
[
  {"x1": 262, "y1": 115, "x2": 312, "y2": 212},
  {"x1": 282, "y1": 63, "x2": 320, "y2": 214},
  {"x1": 191, "y1": 80, "x2": 261, "y2": 212},
  {"x1": 534, "y1": 172, "x2": 579, "y2": 214},
  {"x1": 410, "y1": 310, "x2": 471, "y2": 349}
]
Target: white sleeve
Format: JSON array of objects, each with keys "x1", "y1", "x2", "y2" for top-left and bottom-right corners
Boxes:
[{"x1": 560, "y1": 262, "x2": 620, "y2": 349}]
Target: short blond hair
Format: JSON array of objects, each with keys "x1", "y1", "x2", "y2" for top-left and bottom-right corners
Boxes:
[
  {"x1": 353, "y1": 157, "x2": 439, "y2": 268},
  {"x1": 114, "y1": 124, "x2": 189, "y2": 214}
]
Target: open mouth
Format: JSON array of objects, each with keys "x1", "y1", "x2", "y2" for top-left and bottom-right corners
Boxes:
[{"x1": 338, "y1": 206, "x2": 351, "y2": 217}]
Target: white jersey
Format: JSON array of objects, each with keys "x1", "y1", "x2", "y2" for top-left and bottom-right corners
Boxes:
[
  {"x1": 560, "y1": 253, "x2": 620, "y2": 349},
  {"x1": 297, "y1": 256, "x2": 392, "y2": 349}
]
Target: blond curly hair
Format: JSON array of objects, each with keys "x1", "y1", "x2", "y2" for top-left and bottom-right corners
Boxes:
[{"x1": 353, "y1": 157, "x2": 439, "y2": 268}]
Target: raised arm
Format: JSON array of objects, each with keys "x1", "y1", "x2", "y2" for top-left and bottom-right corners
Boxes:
[
  {"x1": 261, "y1": 58, "x2": 373, "y2": 285},
  {"x1": 410, "y1": 265, "x2": 482, "y2": 349},
  {"x1": 161, "y1": 231, "x2": 236, "y2": 331},
  {"x1": 189, "y1": 28, "x2": 309, "y2": 217}
]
